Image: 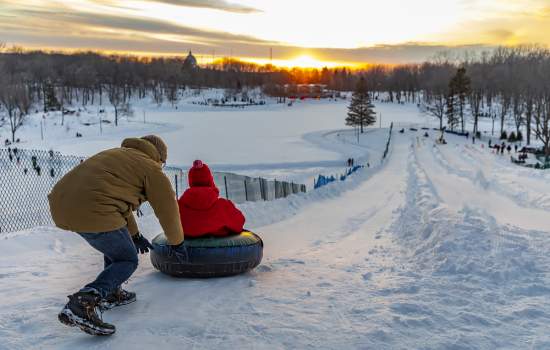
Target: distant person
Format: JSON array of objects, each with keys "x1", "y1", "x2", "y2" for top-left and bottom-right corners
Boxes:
[
  {"x1": 49, "y1": 135, "x2": 184, "y2": 335},
  {"x1": 507, "y1": 145, "x2": 512, "y2": 154},
  {"x1": 494, "y1": 145, "x2": 500, "y2": 154},
  {"x1": 472, "y1": 136, "x2": 475, "y2": 144},
  {"x1": 501, "y1": 142, "x2": 506, "y2": 154},
  {"x1": 514, "y1": 144, "x2": 518, "y2": 153},
  {"x1": 424, "y1": 132, "x2": 429, "y2": 138},
  {"x1": 488, "y1": 140, "x2": 492, "y2": 148},
  {"x1": 351, "y1": 158, "x2": 355, "y2": 167},
  {"x1": 178, "y1": 160, "x2": 245, "y2": 238}
]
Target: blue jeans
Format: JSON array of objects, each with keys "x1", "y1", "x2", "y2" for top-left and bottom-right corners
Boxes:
[{"x1": 77, "y1": 227, "x2": 138, "y2": 298}]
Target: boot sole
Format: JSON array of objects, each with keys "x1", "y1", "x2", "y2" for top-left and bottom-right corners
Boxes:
[
  {"x1": 58, "y1": 309, "x2": 115, "y2": 336},
  {"x1": 101, "y1": 296, "x2": 137, "y2": 311}
]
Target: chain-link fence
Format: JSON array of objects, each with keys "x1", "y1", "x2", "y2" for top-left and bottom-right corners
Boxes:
[{"x1": 0, "y1": 148, "x2": 306, "y2": 234}]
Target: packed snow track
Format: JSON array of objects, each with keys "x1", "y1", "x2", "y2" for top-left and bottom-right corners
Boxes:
[{"x1": 1, "y1": 131, "x2": 549, "y2": 349}]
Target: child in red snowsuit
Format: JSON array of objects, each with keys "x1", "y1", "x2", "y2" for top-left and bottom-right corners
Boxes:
[{"x1": 178, "y1": 160, "x2": 245, "y2": 238}]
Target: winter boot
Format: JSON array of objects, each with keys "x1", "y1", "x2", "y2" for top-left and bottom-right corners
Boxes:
[
  {"x1": 100, "y1": 287, "x2": 136, "y2": 310},
  {"x1": 58, "y1": 291, "x2": 116, "y2": 336}
]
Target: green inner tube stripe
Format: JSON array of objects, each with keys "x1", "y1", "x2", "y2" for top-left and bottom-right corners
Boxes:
[{"x1": 153, "y1": 231, "x2": 262, "y2": 248}]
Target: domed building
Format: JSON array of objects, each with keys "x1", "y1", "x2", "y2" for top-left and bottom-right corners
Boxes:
[{"x1": 183, "y1": 50, "x2": 198, "y2": 70}]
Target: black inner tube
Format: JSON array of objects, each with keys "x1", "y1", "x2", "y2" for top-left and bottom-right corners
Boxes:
[{"x1": 150, "y1": 231, "x2": 264, "y2": 278}]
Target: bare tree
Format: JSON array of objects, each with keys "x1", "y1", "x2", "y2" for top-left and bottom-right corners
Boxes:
[
  {"x1": 421, "y1": 62, "x2": 454, "y2": 130},
  {"x1": 532, "y1": 96, "x2": 550, "y2": 161},
  {"x1": 425, "y1": 94, "x2": 446, "y2": 131},
  {"x1": 0, "y1": 83, "x2": 31, "y2": 142},
  {"x1": 107, "y1": 85, "x2": 124, "y2": 126}
]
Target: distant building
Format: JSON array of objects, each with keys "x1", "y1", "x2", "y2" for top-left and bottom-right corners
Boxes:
[{"x1": 183, "y1": 51, "x2": 198, "y2": 70}]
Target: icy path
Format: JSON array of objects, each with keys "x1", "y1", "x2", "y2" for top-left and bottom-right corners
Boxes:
[{"x1": 1, "y1": 133, "x2": 550, "y2": 349}]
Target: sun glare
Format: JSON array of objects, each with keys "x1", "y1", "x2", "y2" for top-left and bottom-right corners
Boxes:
[
  {"x1": 241, "y1": 55, "x2": 352, "y2": 69},
  {"x1": 284, "y1": 55, "x2": 325, "y2": 69}
]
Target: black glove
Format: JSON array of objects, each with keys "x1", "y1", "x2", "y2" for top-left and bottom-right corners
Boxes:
[
  {"x1": 168, "y1": 242, "x2": 188, "y2": 263},
  {"x1": 132, "y1": 233, "x2": 154, "y2": 254}
]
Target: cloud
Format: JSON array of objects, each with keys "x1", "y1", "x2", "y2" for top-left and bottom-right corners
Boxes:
[
  {"x1": 486, "y1": 29, "x2": 516, "y2": 41},
  {"x1": 1, "y1": 7, "x2": 495, "y2": 64},
  {"x1": 0, "y1": 1, "x2": 536, "y2": 64},
  {"x1": 95, "y1": 0, "x2": 261, "y2": 13},
  {"x1": 6, "y1": 8, "x2": 274, "y2": 46},
  {"x1": 307, "y1": 43, "x2": 494, "y2": 64},
  {"x1": 146, "y1": 0, "x2": 261, "y2": 13},
  {"x1": 538, "y1": 5, "x2": 550, "y2": 17}
]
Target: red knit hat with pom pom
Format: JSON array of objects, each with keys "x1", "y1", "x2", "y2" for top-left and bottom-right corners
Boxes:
[{"x1": 188, "y1": 160, "x2": 215, "y2": 187}]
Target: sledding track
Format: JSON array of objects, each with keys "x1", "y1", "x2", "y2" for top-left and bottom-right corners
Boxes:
[{"x1": 1, "y1": 132, "x2": 550, "y2": 349}]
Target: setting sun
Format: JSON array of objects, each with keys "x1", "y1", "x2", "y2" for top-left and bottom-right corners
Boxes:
[
  {"x1": 241, "y1": 55, "x2": 353, "y2": 69},
  {"x1": 282, "y1": 55, "x2": 332, "y2": 69}
]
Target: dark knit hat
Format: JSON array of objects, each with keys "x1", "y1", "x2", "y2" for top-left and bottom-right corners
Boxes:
[
  {"x1": 141, "y1": 135, "x2": 167, "y2": 163},
  {"x1": 188, "y1": 160, "x2": 215, "y2": 187}
]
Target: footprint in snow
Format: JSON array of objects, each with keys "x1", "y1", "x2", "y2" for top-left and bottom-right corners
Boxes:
[
  {"x1": 49, "y1": 239, "x2": 65, "y2": 254},
  {"x1": 276, "y1": 258, "x2": 305, "y2": 266},
  {"x1": 317, "y1": 282, "x2": 333, "y2": 287},
  {"x1": 31, "y1": 271, "x2": 48, "y2": 277},
  {"x1": 256, "y1": 264, "x2": 273, "y2": 272}
]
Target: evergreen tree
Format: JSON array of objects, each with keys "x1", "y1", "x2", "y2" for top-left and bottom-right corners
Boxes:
[
  {"x1": 449, "y1": 67, "x2": 471, "y2": 132},
  {"x1": 346, "y1": 77, "x2": 376, "y2": 133},
  {"x1": 44, "y1": 82, "x2": 60, "y2": 112},
  {"x1": 445, "y1": 93, "x2": 458, "y2": 131}
]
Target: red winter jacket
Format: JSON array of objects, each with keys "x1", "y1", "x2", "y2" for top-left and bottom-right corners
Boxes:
[{"x1": 178, "y1": 161, "x2": 245, "y2": 238}]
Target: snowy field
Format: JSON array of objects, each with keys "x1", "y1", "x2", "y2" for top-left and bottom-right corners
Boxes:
[
  {"x1": 0, "y1": 95, "x2": 423, "y2": 187},
  {"x1": 1, "y1": 97, "x2": 550, "y2": 349}
]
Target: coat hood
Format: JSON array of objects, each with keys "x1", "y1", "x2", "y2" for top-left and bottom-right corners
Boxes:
[
  {"x1": 180, "y1": 186, "x2": 220, "y2": 210},
  {"x1": 121, "y1": 138, "x2": 161, "y2": 163}
]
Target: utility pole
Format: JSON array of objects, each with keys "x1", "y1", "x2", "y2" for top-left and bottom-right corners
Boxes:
[
  {"x1": 40, "y1": 120, "x2": 44, "y2": 141},
  {"x1": 99, "y1": 111, "x2": 102, "y2": 135},
  {"x1": 143, "y1": 109, "x2": 146, "y2": 124}
]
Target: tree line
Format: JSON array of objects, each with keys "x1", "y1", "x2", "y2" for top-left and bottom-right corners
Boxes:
[
  {"x1": 419, "y1": 46, "x2": 550, "y2": 156},
  {"x1": 353, "y1": 46, "x2": 550, "y2": 157},
  {"x1": 1, "y1": 45, "x2": 550, "y2": 156}
]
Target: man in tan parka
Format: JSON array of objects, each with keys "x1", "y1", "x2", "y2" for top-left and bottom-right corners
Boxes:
[{"x1": 49, "y1": 135, "x2": 184, "y2": 336}]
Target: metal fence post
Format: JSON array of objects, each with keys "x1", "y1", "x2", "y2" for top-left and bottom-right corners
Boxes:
[
  {"x1": 244, "y1": 179, "x2": 249, "y2": 201},
  {"x1": 224, "y1": 175, "x2": 229, "y2": 199},
  {"x1": 259, "y1": 178, "x2": 265, "y2": 200},
  {"x1": 174, "y1": 174, "x2": 179, "y2": 198}
]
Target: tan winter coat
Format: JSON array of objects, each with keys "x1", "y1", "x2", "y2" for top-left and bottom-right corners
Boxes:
[{"x1": 48, "y1": 138, "x2": 184, "y2": 245}]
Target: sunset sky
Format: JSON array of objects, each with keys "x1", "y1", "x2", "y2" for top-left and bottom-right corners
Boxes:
[{"x1": 1, "y1": 0, "x2": 550, "y2": 66}]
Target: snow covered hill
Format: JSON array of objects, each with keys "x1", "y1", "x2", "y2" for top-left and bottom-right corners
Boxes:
[{"x1": 1, "y1": 100, "x2": 549, "y2": 349}]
